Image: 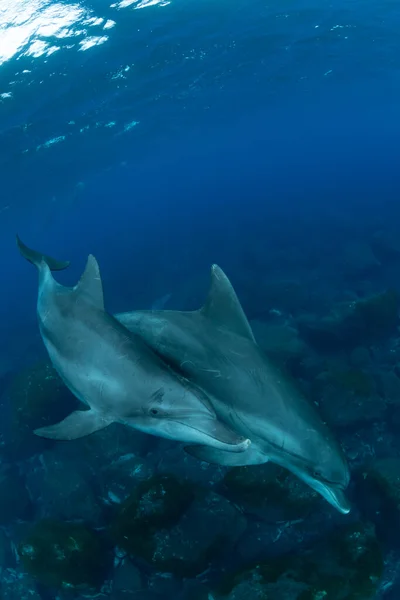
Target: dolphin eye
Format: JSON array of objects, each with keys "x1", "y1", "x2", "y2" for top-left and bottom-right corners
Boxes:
[
  {"x1": 150, "y1": 408, "x2": 159, "y2": 416},
  {"x1": 312, "y1": 469, "x2": 323, "y2": 479}
]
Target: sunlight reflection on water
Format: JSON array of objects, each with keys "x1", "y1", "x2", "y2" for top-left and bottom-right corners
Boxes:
[{"x1": 0, "y1": 0, "x2": 169, "y2": 66}]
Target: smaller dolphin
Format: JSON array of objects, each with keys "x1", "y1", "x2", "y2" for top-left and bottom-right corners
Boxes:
[
  {"x1": 116, "y1": 266, "x2": 351, "y2": 514},
  {"x1": 15, "y1": 236, "x2": 250, "y2": 452}
]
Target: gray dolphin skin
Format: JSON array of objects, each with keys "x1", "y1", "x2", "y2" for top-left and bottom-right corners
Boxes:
[
  {"x1": 15, "y1": 236, "x2": 251, "y2": 452},
  {"x1": 116, "y1": 265, "x2": 351, "y2": 514}
]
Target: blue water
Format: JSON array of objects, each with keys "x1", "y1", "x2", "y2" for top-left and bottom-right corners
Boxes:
[
  {"x1": 0, "y1": 0, "x2": 399, "y2": 362},
  {"x1": 2, "y1": 0, "x2": 400, "y2": 598}
]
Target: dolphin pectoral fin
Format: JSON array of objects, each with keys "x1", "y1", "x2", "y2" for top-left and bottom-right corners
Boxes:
[
  {"x1": 34, "y1": 409, "x2": 112, "y2": 440},
  {"x1": 199, "y1": 264, "x2": 256, "y2": 342},
  {"x1": 16, "y1": 235, "x2": 70, "y2": 271},
  {"x1": 184, "y1": 444, "x2": 268, "y2": 466}
]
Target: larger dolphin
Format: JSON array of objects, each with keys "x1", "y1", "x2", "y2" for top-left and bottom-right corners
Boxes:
[
  {"x1": 15, "y1": 237, "x2": 250, "y2": 452},
  {"x1": 116, "y1": 265, "x2": 351, "y2": 514}
]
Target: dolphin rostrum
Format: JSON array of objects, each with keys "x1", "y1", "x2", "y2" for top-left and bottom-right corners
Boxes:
[
  {"x1": 115, "y1": 265, "x2": 351, "y2": 514},
  {"x1": 16, "y1": 237, "x2": 250, "y2": 452}
]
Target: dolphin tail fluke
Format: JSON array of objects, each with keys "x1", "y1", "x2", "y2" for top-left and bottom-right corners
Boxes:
[
  {"x1": 16, "y1": 235, "x2": 70, "y2": 271},
  {"x1": 34, "y1": 409, "x2": 112, "y2": 440}
]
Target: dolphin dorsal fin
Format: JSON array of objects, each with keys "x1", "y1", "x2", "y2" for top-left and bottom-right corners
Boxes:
[
  {"x1": 75, "y1": 254, "x2": 104, "y2": 310},
  {"x1": 200, "y1": 264, "x2": 255, "y2": 342}
]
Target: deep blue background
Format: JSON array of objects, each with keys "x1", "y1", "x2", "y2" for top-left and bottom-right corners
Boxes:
[{"x1": 1, "y1": 0, "x2": 400, "y2": 372}]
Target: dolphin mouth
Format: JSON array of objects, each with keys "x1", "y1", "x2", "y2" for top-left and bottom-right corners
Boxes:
[
  {"x1": 278, "y1": 457, "x2": 351, "y2": 515},
  {"x1": 176, "y1": 416, "x2": 251, "y2": 452},
  {"x1": 267, "y1": 443, "x2": 351, "y2": 514},
  {"x1": 321, "y1": 483, "x2": 351, "y2": 514}
]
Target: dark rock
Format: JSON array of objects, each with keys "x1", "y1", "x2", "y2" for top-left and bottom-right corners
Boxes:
[
  {"x1": 378, "y1": 371, "x2": 400, "y2": 404},
  {"x1": 155, "y1": 443, "x2": 225, "y2": 487},
  {"x1": 297, "y1": 289, "x2": 400, "y2": 352},
  {"x1": 147, "y1": 572, "x2": 183, "y2": 598},
  {"x1": 352, "y1": 289, "x2": 400, "y2": 340},
  {"x1": 234, "y1": 516, "x2": 322, "y2": 566},
  {"x1": 102, "y1": 453, "x2": 156, "y2": 506},
  {"x1": 297, "y1": 313, "x2": 346, "y2": 353},
  {"x1": 328, "y1": 368, "x2": 376, "y2": 396},
  {"x1": 26, "y1": 449, "x2": 104, "y2": 525},
  {"x1": 315, "y1": 368, "x2": 384, "y2": 428},
  {"x1": 350, "y1": 346, "x2": 371, "y2": 368},
  {"x1": 111, "y1": 474, "x2": 245, "y2": 577},
  {"x1": 148, "y1": 490, "x2": 247, "y2": 576},
  {"x1": 241, "y1": 278, "x2": 311, "y2": 320},
  {"x1": 251, "y1": 320, "x2": 309, "y2": 372},
  {"x1": 180, "y1": 579, "x2": 210, "y2": 600},
  {"x1": 353, "y1": 460, "x2": 400, "y2": 548},
  {"x1": 113, "y1": 593, "x2": 167, "y2": 600},
  {"x1": 222, "y1": 463, "x2": 320, "y2": 522},
  {"x1": 4, "y1": 361, "x2": 79, "y2": 460},
  {"x1": 363, "y1": 458, "x2": 400, "y2": 509},
  {"x1": 215, "y1": 577, "x2": 305, "y2": 600},
  {"x1": 0, "y1": 465, "x2": 32, "y2": 524},
  {"x1": 112, "y1": 559, "x2": 143, "y2": 595},
  {"x1": 111, "y1": 474, "x2": 195, "y2": 568},
  {"x1": 73, "y1": 422, "x2": 155, "y2": 469},
  {"x1": 0, "y1": 529, "x2": 14, "y2": 570},
  {"x1": 214, "y1": 521, "x2": 383, "y2": 600}
]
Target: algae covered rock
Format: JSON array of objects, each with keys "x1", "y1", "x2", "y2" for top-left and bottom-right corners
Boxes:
[
  {"x1": 297, "y1": 289, "x2": 400, "y2": 352},
  {"x1": 297, "y1": 312, "x2": 346, "y2": 353},
  {"x1": 313, "y1": 367, "x2": 383, "y2": 427},
  {"x1": 326, "y1": 368, "x2": 375, "y2": 397},
  {"x1": 5, "y1": 361, "x2": 78, "y2": 459},
  {"x1": 111, "y1": 474, "x2": 245, "y2": 577},
  {"x1": 0, "y1": 568, "x2": 43, "y2": 600},
  {"x1": 351, "y1": 289, "x2": 400, "y2": 341},
  {"x1": 214, "y1": 521, "x2": 383, "y2": 600},
  {"x1": 149, "y1": 490, "x2": 247, "y2": 577},
  {"x1": 18, "y1": 519, "x2": 112, "y2": 591},
  {"x1": 111, "y1": 474, "x2": 195, "y2": 565},
  {"x1": 378, "y1": 370, "x2": 400, "y2": 404},
  {"x1": 222, "y1": 463, "x2": 319, "y2": 521},
  {"x1": 362, "y1": 457, "x2": 400, "y2": 509}
]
